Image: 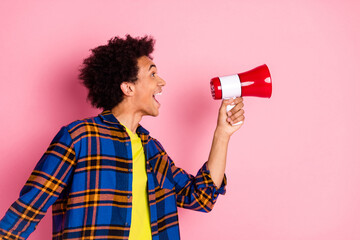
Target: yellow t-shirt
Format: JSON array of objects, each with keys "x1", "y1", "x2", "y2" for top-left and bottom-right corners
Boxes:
[{"x1": 124, "y1": 126, "x2": 152, "y2": 240}]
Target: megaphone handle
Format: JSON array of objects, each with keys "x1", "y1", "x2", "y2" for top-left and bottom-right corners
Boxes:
[{"x1": 225, "y1": 101, "x2": 243, "y2": 126}]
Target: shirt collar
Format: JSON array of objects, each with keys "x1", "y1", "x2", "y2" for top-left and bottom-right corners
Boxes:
[{"x1": 99, "y1": 110, "x2": 150, "y2": 135}]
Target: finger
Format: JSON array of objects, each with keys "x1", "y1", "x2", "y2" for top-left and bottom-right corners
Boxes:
[
  {"x1": 222, "y1": 98, "x2": 236, "y2": 106},
  {"x1": 231, "y1": 115, "x2": 245, "y2": 125},
  {"x1": 230, "y1": 109, "x2": 245, "y2": 121},
  {"x1": 235, "y1": 97, "x2": 243, "y2": 103},
  {"x1": 227, "y1": 102, "x2": 244, "y2": 116},
  {"x1": 227, "y1": 97, "x2": 242, "y2": 106}
]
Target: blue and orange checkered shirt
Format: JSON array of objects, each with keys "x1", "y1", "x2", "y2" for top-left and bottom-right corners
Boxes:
[{"x1": 0, "y1": 110, "x2": 226, "y2": 240}]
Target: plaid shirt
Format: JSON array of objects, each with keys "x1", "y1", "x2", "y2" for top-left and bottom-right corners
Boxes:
[{"x1": 0, "y1": 110, "x2": 226, "y2": 240}]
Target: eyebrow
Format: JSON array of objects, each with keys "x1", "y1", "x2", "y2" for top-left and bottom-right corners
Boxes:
[{"x1": 149, "y1": 64, "x2": 157, "y2": 71}]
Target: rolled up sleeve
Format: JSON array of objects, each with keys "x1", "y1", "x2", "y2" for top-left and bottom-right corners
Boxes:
[{"x1": 171, "y1": 159, "x2": 227, "y2": 213}]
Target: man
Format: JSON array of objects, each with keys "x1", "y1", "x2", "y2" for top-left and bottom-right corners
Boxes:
[{"x1": 0, "y1": 35, "x2": 244, "y2": 239}]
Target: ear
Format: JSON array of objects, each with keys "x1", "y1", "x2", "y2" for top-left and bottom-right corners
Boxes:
[{"x1": 120, "y1": 82, "x2": 135, "y2": 97}]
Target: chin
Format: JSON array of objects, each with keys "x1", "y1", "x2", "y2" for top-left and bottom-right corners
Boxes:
[
  {"x1": 146, "y1": 110, "x2": 159, "y2": 117},
  {"x1": 151, "y1": 106, "x2": 160, "y2": 117}
]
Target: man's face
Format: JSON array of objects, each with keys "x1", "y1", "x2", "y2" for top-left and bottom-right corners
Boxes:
[{"x1": 133, "y1": 56, "x2": 166, "y2": 117}]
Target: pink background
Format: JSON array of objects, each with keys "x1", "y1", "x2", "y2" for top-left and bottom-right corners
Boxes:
[{"x1": 1, "y1": 1, "x2": 360, "y2": 239}]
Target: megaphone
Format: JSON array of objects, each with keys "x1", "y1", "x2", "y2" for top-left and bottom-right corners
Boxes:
[{"x1": 210, "y1": 64, "x2": 272, "y2": 124}]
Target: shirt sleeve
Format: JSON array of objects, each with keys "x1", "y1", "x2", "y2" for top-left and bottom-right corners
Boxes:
[
  {"x1": 0, "y1": 126, "x2": 76, "y2": 240},
  {"x1": 171, "y1": 159, "x2": 227, "y2": 213},
  {"x1": 152, "y1": 139, "x2": 226, "y2": 213}
]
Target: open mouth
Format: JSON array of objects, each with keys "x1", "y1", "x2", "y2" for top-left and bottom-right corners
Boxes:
[{"x1": 153, "y1": 92, "x2": 162, "y2": 105}]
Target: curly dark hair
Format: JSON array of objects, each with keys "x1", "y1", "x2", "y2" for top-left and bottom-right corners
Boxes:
[{"x1": 79, "y1": 35, "x2": 155, "y2": 110}]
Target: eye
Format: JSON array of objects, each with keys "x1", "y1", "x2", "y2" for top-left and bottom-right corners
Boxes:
[{"x1": 151, "y1": 72, "x2": 156, "y2": 77}]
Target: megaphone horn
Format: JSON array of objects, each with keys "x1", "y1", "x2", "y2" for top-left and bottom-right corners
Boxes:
[{"x1": 210, "y1": 64, "x2": 272, "y2": 100}]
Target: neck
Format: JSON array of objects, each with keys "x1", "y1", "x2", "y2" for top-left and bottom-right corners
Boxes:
[{"x1": 111, "y1": 99, "x2": 143, "y2": 133}]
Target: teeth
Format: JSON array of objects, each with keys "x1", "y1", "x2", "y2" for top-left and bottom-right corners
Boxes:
[{"x1": 154, "y1": 92, "x2": 162, "y2": 96}]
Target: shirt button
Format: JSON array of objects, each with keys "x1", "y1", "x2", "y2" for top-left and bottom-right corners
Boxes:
[
  {"x1": 128, "y1": 168, "x2": 131, "y2": 172},
  {"x1": 125, "y1": 222, "x2": 129, "y2": 226},
  {"x1": 127, "y1": 195, "x2": 131, "y2": 199},
  {"x1": 125, "y1": 143, "x2": 129, "y2": 146}
]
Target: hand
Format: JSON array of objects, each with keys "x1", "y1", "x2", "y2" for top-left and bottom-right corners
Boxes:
[{"x1": 216, "y1": 97, "x2": 245, "y2": 137}]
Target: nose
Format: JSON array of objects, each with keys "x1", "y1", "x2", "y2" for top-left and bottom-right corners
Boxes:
[{"x1": 158, "y1": 76, "x2": 166, "y2": 87}]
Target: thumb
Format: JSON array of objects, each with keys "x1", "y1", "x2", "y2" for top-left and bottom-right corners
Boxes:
[
  {"x1": 220, "y1": 99, "x2": 228, "y2": 113},
  {"x1": 220, "y1": 98, "x2": 234, "y2": 112}
]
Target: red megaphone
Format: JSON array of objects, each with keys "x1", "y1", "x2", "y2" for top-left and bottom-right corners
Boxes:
[{"x1": 210, "y1": 64, "x2": 272, "y2": 99}]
